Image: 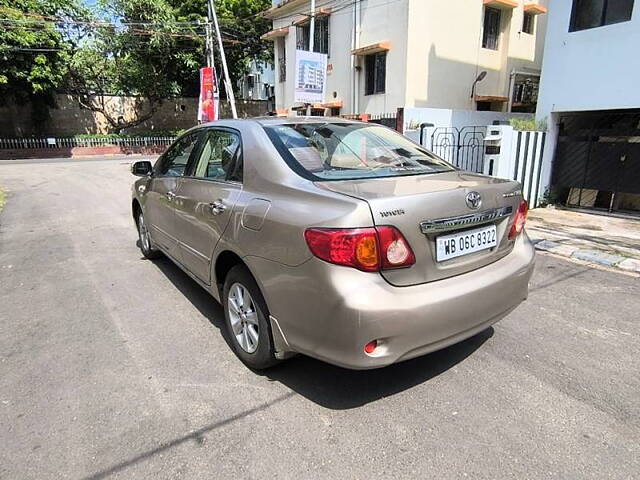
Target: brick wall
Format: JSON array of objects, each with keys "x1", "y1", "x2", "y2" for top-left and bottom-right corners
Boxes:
[{"x1": 0, "y1": 94, "x2": 270, "y2": 137}]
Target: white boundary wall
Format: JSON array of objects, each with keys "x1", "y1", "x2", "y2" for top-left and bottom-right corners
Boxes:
[
  {"x1": 402, "y1": 106, "x2": 530, "y2": 146},
  {"x1": 400, "y1": 108, "x2": 547, "y2": 207}
]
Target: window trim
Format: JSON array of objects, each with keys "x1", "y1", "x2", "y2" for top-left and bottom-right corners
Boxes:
[
  {"x1": 364, "y1": 51, "x2": 387, "y2": 96},
  {"x1": 522, "y1": 11, "x2": 535, "y2": 34},
  {"x1": 295, "y1": 15, "x2": 330, "y2": 55},
  {"x1": 183, "y1": 126, "x2": 244, "y2": 185},
  {"x1": 153, "y1": 131, "x2": 203, "y2": 178},
  {"x1": 277, "y1": 37, "x2": 286, "y2": 83},
  {"x1": 569, "y1": 0, "x2": 635, "y2": 32},
  {"x1": 482, "y1": 6, "x2": 502, "y2": 50}
]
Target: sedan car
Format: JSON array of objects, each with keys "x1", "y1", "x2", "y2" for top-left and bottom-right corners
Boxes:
[{"x1": 131, "y1": 117, "x2": 534, "y2": 370}]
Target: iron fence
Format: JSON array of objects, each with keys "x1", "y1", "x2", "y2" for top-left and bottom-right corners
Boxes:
[
  {"x1": 0, "y1": 136, "x2": 176, "y2": 150},
  {"x1": 431, "y1": 126, "x2": 486, "y2": 173},
  {"x1": 368, "y1": 112, "x2": 397, "y2": 130}
]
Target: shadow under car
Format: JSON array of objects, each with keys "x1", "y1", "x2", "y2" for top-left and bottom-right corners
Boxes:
[{"x1": 149, "y1": 252, "x2": 494, "y2": 410}]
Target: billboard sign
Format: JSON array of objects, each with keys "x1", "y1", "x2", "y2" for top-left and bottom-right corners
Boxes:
[
  {"x1": 198, "y1": 66, "x2": 220, "y2": 123},
  {"x1": 294, "y1": 50, "x2": 327, "y2": 104}
]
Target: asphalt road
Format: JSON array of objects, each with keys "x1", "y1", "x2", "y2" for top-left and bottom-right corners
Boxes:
[{"x1": 1, "y1": 158, "x2": 639, "y2": 479}]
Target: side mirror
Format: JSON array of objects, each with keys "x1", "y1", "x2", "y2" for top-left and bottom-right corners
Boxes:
[{"x1": 131, "y1": 160, "x2": 153, "y2": 177}]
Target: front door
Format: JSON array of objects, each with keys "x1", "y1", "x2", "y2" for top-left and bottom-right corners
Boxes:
[
  {"x1": 174, "y1": 128, "x2": 243, "y2": 283},
  {"x1": 145, "y1": 131, "x2": 202, "y2": 257}
]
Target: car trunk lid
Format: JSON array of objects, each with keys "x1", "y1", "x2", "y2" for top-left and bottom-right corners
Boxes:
[{"x1": 317, "y1": 170, "x2": 524, "y2": 286}]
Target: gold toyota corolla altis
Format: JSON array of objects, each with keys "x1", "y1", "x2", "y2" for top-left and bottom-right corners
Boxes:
[{"x1": 131, "y1": 118, "x2": 535, "y2": 370}]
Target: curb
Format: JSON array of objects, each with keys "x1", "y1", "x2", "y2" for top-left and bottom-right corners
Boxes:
[{"x1": 534, "y1": 240, "x2": 640, "y2": 273}]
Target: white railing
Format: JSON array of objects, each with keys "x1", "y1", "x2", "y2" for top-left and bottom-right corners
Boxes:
[{"x1": 0, "y1": 136, "x2": 176, "y2": 150}]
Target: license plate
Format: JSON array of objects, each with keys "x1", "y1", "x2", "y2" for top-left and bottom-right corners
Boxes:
[{"x1": 436, "y1": 225, "x2": 497, "y2": 262}]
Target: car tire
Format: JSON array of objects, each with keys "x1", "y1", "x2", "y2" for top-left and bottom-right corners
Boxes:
[
  {"x1": 222, "y1": 265, "x2": 279, "y2": 370},
  {"x1": 137, "y1": 211, "x2": 162, "y2": 260}
]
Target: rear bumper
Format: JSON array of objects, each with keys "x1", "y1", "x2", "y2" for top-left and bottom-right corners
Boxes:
[{"x1": 249, "y1": 234, "x2": 535, "y2": 369}]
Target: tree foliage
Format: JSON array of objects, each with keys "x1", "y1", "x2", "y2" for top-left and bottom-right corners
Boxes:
[
  {"x1": 0, "y1": 0, "x2": 88, "y2": 103},
  {"x1": 68, "y1": 0, "x2": 272, "y2": 131},
  {"x1": 67, "y1": 0, "x2": 206, "y2": 131},
  {"x1": 169, "y1": 0, "x2": 273, "y2": 86},
  {"x1": 1, "y1": 0, "x2": 273, "y2": 132}
]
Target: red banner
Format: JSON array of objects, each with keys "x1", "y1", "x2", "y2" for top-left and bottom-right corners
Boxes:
[{"x1": 198, "y1": 66, "x2": 219, "y2": 123}]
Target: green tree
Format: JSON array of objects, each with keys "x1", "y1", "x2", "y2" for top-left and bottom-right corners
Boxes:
[
  {"x1": 68, "y1": 0, "x2": 272, "y2": 132},
  {"x1": 0, "y1": 0, "x2": 88, "y2": 103},
  {"x1": 169, "y1": 0, "x2": 273, "y2": 93},
  {"x1": 67, "y1": 0, "x2": 206, "y2": 132},
  {"x1": 2, "y1": 0, "x2": 273, "y2": 133}
]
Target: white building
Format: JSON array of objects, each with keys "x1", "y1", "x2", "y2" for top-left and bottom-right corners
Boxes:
[
  {"x1": 236, "y1": 60, "x2": 275, "y2": 102},
  {"x1": 536, "y1": 0, "x2": 640, "y2": 213},
  {"x1": 262, "y1": 0, "x2": 548, "y2": 116}
]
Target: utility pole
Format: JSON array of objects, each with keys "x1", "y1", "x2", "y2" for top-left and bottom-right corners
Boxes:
[
  {"x1": 204, "y1": 18, "x2": 215, "y2": 69},
  {"x1": 208, "y1": 0, "x2": 237, "y2": 119},
  {"x1": 200, "y1": 18, "x2": 217, "y2": 124},
  {"x1": 309, "y1": 0, "x2": 315, "y2": 52},
  {"x1": 305, "y1": 0, "x2": 316, "y2": 117}
]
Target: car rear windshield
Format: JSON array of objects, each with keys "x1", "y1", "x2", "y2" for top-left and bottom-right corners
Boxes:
[{"x1": 264, "y1": 122, "x2": 454, "y2": 181}]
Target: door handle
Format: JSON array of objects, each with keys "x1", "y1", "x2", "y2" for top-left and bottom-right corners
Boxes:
[
  {"x1": 165, "y1": 191, "x2": 176, "y2": 201},
  {"x1": 209, "y1": 200, "x2": 226, "y2": 215}
]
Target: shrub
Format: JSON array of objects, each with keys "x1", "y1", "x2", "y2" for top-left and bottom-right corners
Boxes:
[
  {"x1": 62, "y1": 130, "x2": 184, "y2": 139},
  {"x1": 510, "y1": 117, "x2": 547, "y2": 132}
]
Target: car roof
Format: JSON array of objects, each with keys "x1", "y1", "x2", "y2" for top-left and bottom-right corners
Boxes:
[
  {"x1": 198, "y1": 116, "x2": 362, "y2": 129},
  {"x1": 252, "y1": 116, "x2": 360, "y2": 126}
]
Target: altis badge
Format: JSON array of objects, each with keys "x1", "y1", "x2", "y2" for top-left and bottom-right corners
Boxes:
[
  {"x1": 380, "y1": 209, "x2": 406, "y2": 218},
  {"x1": 503, "y1": 189, "x2": 522, "y2": 198}
]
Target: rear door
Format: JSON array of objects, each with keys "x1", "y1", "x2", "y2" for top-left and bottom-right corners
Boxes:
[
  {"x1": 321, "y1": 170, "x2": 523, "y2": 286},
  {"x1": 145, "y1": 132, "x2": 202, "y2": 256},
  {"x1": 173, "y1": 128, "x2": 243, "y2": 284}
]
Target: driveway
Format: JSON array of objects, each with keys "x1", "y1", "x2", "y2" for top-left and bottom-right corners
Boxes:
[{"x1": 1, "y1": 157, "x2": 639, "y2": 479}]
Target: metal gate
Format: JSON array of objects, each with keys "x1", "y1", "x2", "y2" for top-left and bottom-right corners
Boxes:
[
  {"x1": 368, "y1": 112, "x2": 398, "y2": 129},
  {"x1": 430, "y1": 126, "x2": 486, "y2": 173},
  {"x1": 552, "y1": 111, "x2": 640, "y2": 212}
]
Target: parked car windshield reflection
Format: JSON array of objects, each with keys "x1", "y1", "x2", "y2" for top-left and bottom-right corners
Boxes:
[{"x1": 265, "y1": 122, "x2": 454, "y2": 180}]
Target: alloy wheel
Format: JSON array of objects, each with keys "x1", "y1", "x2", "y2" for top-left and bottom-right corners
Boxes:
[
  {"x1": 228, "y1": 283, "x2": 260, "y2": 354},
  {"x1": 138, "y1": 213, "x2": 151, "y2": 252}
]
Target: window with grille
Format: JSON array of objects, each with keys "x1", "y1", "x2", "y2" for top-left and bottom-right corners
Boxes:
[
  {"x1": 522, "y1": 12, "x2": 535, "y2": 34},
  {"x1": 364, "y1": 52, "x2": 386, "y2": 95},
  {"x1": 315, "y1": 17, "x2": 329, "y2": 55},
  {"x1": 278, "y1": 37, "x2": 286, "y2": 82},
  {"x1": 296, "y1": 16, "x2": 329, "y2": 54},
  {"x1": 296, "y1": 24, "x2": 309, "y2": 50},
  {"x1": 482, "y1": 7, "x2": 501, "y2": 50},
  {"x1": 570, "y1": 0, "x2": 634, "y2": 31}
]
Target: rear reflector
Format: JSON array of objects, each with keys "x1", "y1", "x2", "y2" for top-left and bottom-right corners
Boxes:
[
  {"x1": 508, "y1": 200, "x2": 529, "y2": 240},
  {"x1": 364, "y1": 340, "x2": 378, "y2": 354},
  {"x1": 304, "y1": 226, "x2": 415, "y2": 272}
]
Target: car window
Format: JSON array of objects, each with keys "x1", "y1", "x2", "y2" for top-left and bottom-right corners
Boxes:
[
  {"x1": 264, "y1": 122, "x2": 454, "y2": 181},
  {"x1": 158, "y1": 133, "x2": 200, "y2": 177},
  {"x1": 192, "y1": 129, "x2": 242, "y2": 182}
]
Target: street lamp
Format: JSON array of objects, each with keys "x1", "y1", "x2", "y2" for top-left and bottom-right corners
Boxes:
[{"x1": 470, "y1": 71, "x2": 487, "y2": 99}]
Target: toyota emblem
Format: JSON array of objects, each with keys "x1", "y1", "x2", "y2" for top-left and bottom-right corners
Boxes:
[{"x1": 466, "y1": 191, "x2": 482, "y2": 210}]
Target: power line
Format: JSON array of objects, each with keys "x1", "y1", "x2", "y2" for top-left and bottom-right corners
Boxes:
[
  {"x1": 0, "y1": 47, "x2": 64, "y2": 52},
  {"x1": 261, "y1": 0, "x2": 405, "y2": 25},
  {"x1": 0, "y1": 14, "x2": 207, "y2": 27},
  {"x1": 0, "y1": 19, "x2": 206, "y2": 32}
]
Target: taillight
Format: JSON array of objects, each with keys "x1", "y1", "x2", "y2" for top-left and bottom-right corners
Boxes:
[
  {"x1": 376, "y1": 226, "x2": 416, "y2": 269},
  {"x1": 304, "y1": 226, "x2": 415, "y2": 272},
  {"x1": 304, "y1": 228, "x2": 380, "y2": 272},
  {"x1": 508, "y1": 200, "x2": 529, "y2": 240}
]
